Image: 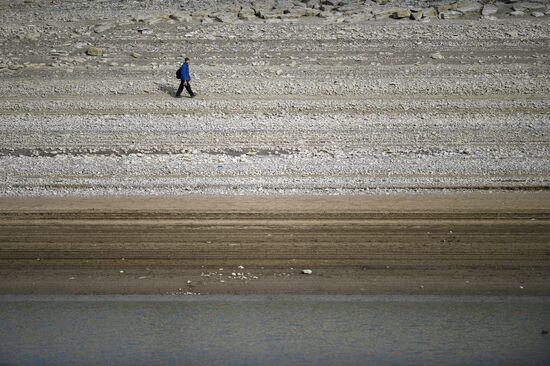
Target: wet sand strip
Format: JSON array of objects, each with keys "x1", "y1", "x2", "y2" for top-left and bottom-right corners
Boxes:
[{"x1": 0, "y1": 192, "x2": 549, "y2": 295}]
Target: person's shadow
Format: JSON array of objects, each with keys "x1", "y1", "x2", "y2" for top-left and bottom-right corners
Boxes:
[
  {"x1": 156, "y1": 83, "x2": 177, "y2": 97},
  {"x1": 156, "y1": 83, "x2": 195, "y2": 98}
]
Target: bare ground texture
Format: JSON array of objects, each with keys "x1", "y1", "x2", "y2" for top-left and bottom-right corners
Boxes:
[
  {"x1": 1, "y1": 0, "x2": 549, "y2": 195},
  {"x1": 1, "y1": 1, "x2": 550, "y2": 296},
  {"x1": 0, "y1": 193, "x2": 549, "y2": 295}
]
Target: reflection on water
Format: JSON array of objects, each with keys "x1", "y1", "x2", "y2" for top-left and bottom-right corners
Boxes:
[{"x1": 1, "y1": 295, "x2": 549, "y2": 366}]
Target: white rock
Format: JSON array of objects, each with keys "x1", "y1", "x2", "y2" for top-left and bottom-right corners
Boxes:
[
  {"x1": 302, "y1": 269, "x2": 313, "y2": 275},
  {"x1": 94, "y1": 23, "x2": 112, "y2": 33},
  {"x1": 481, "y1": 4, "x2": 498, "y2": 16},
  {"x1": 430, "y1": 52, "x2": 444, "y2": 60},
  {"x1": 505, "y1": 31, "x2": 519, "y2": 38},
  {"x1": 509, "y1": 10, "x2": 525, "y2": 16}
]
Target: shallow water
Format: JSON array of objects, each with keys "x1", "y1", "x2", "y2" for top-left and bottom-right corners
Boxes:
[{"x1": 1, "y1": 295, "x2": 549, "y2": 366}]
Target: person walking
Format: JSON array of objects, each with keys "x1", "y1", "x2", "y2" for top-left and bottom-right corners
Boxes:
[{"x1": 176, "y1": 57, "x2": 196, "y2": 98}]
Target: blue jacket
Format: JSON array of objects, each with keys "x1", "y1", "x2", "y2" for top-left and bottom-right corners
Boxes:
[{"x1": 181, "y1": 62, "x2": 191, "y2": 81}]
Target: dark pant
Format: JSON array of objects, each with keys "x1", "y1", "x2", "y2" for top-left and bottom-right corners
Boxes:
[{"x1": 176, "y1": 80, "x2": 195, "y2": 97}]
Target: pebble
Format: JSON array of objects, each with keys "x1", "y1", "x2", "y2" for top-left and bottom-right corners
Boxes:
[
  {"x1": 509, "y1": 10, "x2": 525, "y2": 16},
  {"x1": 302, "y1": 269, "x2": 313, "y2": 275},
  {"x1": 505, "y1": 30, "x2": 519, "y2": 38},
  {"x1": 85, "y1": 47, "x2": 103, "y2": 56}
]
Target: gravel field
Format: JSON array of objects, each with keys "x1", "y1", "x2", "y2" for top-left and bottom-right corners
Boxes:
[{"x1": 1, "y1": 0, "x2": 549, "y2": 196}]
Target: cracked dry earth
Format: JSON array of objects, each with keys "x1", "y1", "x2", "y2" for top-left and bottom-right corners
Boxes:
[{"x1": 1, "y1": 2, "x2": 549, "y2": 196}]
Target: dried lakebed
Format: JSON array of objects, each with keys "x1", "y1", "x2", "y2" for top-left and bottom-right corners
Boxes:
[
  {"x1": 1, "y1": 194, "x2": 549, "y2": 295},
  {"x1": 1, "y1": 13, "x2": 549, "y2": 195}
]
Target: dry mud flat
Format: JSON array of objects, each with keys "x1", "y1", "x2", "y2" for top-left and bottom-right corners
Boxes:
[{"x1": 0, "y1": 193, "x2": 549, "y2": 295}]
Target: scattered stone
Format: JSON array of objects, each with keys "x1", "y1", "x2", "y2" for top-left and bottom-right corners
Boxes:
[
  {"x1": 145, "y1": 16, "x2": 164, "y2": 25},
  {"x1": 481, "y1": 4, "x2": 499, "y2": 16},
  {"x1": 131, "y1": 52, "x2": 141, "y2": 58},
  {"x1": 439, "y1": 10, "x2": 463, "y2": 19},
  {"x1": 436, "y1": 0, "x2": 458, "y2": 13},
  {"x1": 94, "y1": 23, "x2": 112, "y2": 33},
  {"x1": 213, "y1": 13, "x2": 237, "y2": 23},
  {"x1": 430, "y1": 52, "x2": 444, "y2": 60},
  {"x1": 422, "y1": 7, "x2": 438, "y2": 18},
  {"x1": 391, "y1": 8, "x2": 412, "y2": 19},
  {"x1": 513, "y1": 2, "x2": 546, "y2": 10},
  {"x1": 373, "y1": 8, "x2": 410, "y2": 20},
  {"x1": 456, "y1": 1, "x2": 483, "y2": 16},
  {"x1": 137, "y1": 28, "x2": 153, "y2": 35},
  {"x1": 505, "y1": 30, "x2": 519, "y2": 38},
  {"x1": 509, "y1": 10, "x2": 525, "y2": 16},
  {"x1": 86, "y1": 47, "x2": 103, "y2": 56},
  {"x1": 410, "y1": 8, "x2": 424, "y2": 20},
  {"x1": 23, "y1": 31, "x2": 41, "y2": 41},
  {"x1": 531, "y1": 11, "x2": 545, "y2": 17},
  {"x1": 238, "y1": 6, "x2": 257, "y2": 20},
  {"x1": 302, "y1": 269, "x2": 313, "y2": 275},
  {"x1": 169, "y1": 13, "x2": 191, "y2": 22}
]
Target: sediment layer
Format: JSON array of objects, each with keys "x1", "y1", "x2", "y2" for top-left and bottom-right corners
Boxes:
[{"x1": 1, "y1": 193, "x2": 549, "y2": 295}]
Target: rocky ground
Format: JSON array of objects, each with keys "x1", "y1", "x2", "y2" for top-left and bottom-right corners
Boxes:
[
  {"x1": 0, "y1": 0, "x2": 549, "y2": 196},
  {"x1": 1, "y1": 0, "x2": 549, "y2": 296}
]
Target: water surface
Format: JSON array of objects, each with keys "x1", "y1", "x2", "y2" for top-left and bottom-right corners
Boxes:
[{"x1": 1, "y1": 295, "x2": 549, "y2": 365}]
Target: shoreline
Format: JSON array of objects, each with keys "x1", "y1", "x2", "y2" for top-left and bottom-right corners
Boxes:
[
  {"x1": 2, "y1": 294, "x2": 550, "y2": 302},
  {"x1": 1, "y1": 192, "x2": 549, "y2": 296}
]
